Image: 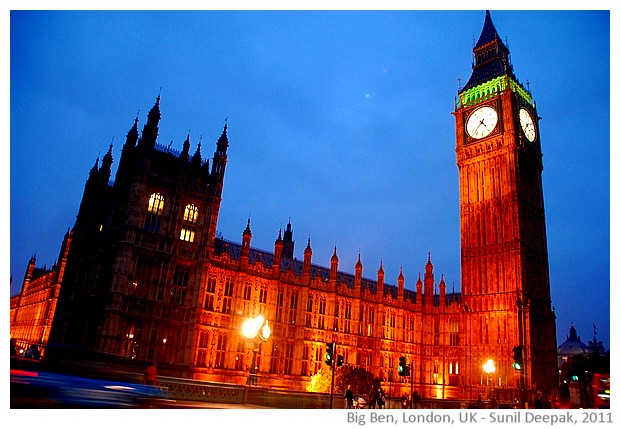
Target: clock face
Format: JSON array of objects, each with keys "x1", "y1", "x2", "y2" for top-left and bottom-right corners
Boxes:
[
  {"x1": 519, "y1": 108, "x2": 536, "y2": 142},
  {"x1": 466, "y1": 106, "x2": 498, "y2": 139}
]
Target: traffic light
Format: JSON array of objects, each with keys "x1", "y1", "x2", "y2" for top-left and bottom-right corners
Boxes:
[
  {"x1": 337, "y1": 355, "x2": 344, "y2": 366},
  {"x1": 512, "y1": 345, "x2": 523, "y2": 370},
  {"x1": 325, "y1": 342, "x2": 335, "y2": 366},
  {"x1": 398, "y1": 356, "x2": 407, "y2": 376}
]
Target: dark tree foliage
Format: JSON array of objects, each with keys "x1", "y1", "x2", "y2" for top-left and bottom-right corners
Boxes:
[{"x1": 334, "y1": 365, "x2": 376, "y2": 396}]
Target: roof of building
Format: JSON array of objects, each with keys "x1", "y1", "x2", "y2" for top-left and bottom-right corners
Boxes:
[
  {"x1": 557, "y1": 324, "x2": 588, "y2": 356},
  {"x1": 461, "y1": 10, "x2": 517, "y2": 92},
  {"x1": 214, "y1": 237, "x2": 461, "y2": 305}
]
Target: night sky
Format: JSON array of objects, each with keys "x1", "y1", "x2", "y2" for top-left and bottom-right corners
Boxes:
[{"x1": 6, "y1": 6, "x2": 612, "y2": 350}]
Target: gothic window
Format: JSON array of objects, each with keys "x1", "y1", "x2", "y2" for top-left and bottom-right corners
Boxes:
[
  {"x1": 222, "y1": 278, "x2": 234, "y2": 314},
  {"x1": 171, "y1": 267, "x2": 189, "y2": 305},
  {"x1": 288, "y1": 290, "x2": 298, "y2": 324},
  {"x1": 132, "y1": 255, "x2": 153, "y2": 299},
  {"x1": 283, "y1": 342, "x2": 294, "y2": 375},
  {"x1": 276, "y1": 289, "x2": 284, "y2": 322},
  {"x1": 196, "y1": 330, "x2": 210, "y2": 367},
  {"x1": 235, "y1": 341, "x2": 244, "y2": 370},
  {"x1": 243, "y1": 282, "x2": 252, "y2": 301},
  {"x1": 301, "y1": 344, "x2": 310, "y2": 376},
  {"x1": 145, "y1": 193, "x2": 164, "y2": 233},
  {"x1": 333, "y1": 301, "x2": 340, "y2": 332},
  {"x1": 204, "y1": 277, "x2": 216, "y2": 310},
  {"x1": 305, "y1": 296, "x2": 313, "y2": 327},
  {"x1": 214, "y1": 334, "x2": 227, "y2": 369},
  {"x1": 180, "y1": 203, "x2": 198, "y2": 243},
  {"x1": 259, "y1": 286, "x2": 268, "y2": 304},
  {"x1": 120, "y1": 319, "x2": 140, "y2": 359},
  {"x1": 318, "y1": 298, "x2": 326, "y2": 330},
  {"x1": 314, "y1": 346, "x2": 322, "y2": 374},
  {"x1": 407, "y1": 315, "x2": 415, "y2": 343},
  {"x1": 344, "y1": 302, "x2": 352, "y2": 334},
  {"x1": 269, "y1": 341, "x2": 279, "y2": 374},
  {"x1": 367, "y1": 307, "x2": 375, "y2": 337},
  {"x1": 450, "y1": 320, "x2": 459, "y2": 346},
  {"x1": 434, "y1": 315, "x2": 441, "y2": 346},
  {"x1": 159, "y1": 325, "x2": 179, "y2": 365}
]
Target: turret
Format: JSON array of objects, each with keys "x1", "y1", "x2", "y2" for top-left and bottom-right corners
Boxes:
[
  {"x1": 354, "y1": 252, "x2": 363, "y2": 288},
  {"x1": 282, "y1": 220, "x2": 294, "y2": 260},
  {"x1": 22, "y1": 254, "x2": 37, "y2": 290},
  {"x1": 240, "y1": 218, "x2": 251, "y2": 269},
  {"x1": 424, "y1": 252, "x2": 434, "y2": 305},
  {"x1": 397, "y1": 266, "x2": 404, "y2": 298},
  {"x1": 303, "y1": 236, "x2": 312, "y2": 282},
  {"x1": 439, "y1": 274, "x2": 446, "y2": 306},
  {"x1": 99, "y1": 143, "x2": 113, "y2": 185},
  {"x1": 137, "y1": 95, "x2": 161, "y2": 150},
  {"x1": 181, "y1": 133, "x2": 190, "y2": 161},
  {"x1": 377, "y1": 261, "x2": 385, "y2": 292},
  {"x1": 330, "y1": 246, "x2": 338, "y2": 287},
  {"x1": 273, "y1": 229, "x2": 283, "y2": 277},
  {"x1": 416, "y1": 273, "x2": 422, "y2": 304}
]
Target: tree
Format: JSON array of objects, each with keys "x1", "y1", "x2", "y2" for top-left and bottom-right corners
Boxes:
[
  {"x1": 306, "y1": 368, "x2": 332, "y2": 393},
  {"x1": 306, "y1": 365, "x2": 376, "y2": 396}
]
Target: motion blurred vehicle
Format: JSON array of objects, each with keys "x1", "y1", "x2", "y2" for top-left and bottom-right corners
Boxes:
[
  {"x1": 11, "y1": 368, "x2": 172, "y2": 408},
  {"x1": 589, "y1": 373, "x2": 610, "y2": 409}
]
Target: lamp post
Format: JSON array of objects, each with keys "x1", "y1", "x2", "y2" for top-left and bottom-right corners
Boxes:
[
  {"x1": 242, "y1": 315, "x2": 271, "y2": 386},
  {"x1": 483, "y1": 359, "x2": 496, "y2": 401}
]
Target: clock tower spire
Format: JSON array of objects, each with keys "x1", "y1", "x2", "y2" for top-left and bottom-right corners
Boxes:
[{"x1": 454, "y1": 11, "x2": 557, "y2": 400}]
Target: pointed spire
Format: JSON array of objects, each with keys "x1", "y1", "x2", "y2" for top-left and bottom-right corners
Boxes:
[
  {"x1": 475, "y1": 10, "x2": 503, "y2": 49},
  {"x1": 89, "y1": 156, "x2": 99, "y2": 178},
  {"x1": 216, "y1": 119, "x2": 229, "y2": 154},
  {"x1": 125, "y1": 113, "x2": 139, "y2": 148},
  {"x1": 244, "y1": 216, "x2": 252, "y2": 235},
  {"x1": 139, "y1": 95, "x2": 161, "y2": 149},
  {"x1": 181, "y1": 132, "x2": 190, "y2": 161},
  {"x1": 191, "y1": 140, "x2": 202, "y2": 165},
  {"x1": 305, "y1": 234, "x2": 312, "y2": 252},
  {"x1": 398, "y1": 265, "x2": 404, "y2": 280},
  {"x1": 101, "y1": 141, "x2": 113, "y2": 172},
  {"x1": 461, "y1": 10, "x2": 515, "y2": 92}
]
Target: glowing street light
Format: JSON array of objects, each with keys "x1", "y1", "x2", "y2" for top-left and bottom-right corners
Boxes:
[
  {"x1": 483, "y1": 359, "x2": 496, "y2": 401},
  {"x1": 242, "y1": 315, "x2": 271, "y2": 386}
]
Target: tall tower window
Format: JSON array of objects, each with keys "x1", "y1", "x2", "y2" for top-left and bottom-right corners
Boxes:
[
  {"x1": 171, "y1": 268, "x2": 189, "y2": 305},
  {"x1": 203, "y1": 277, "x2": 216, "y2": 310},
  {"x1": 145, "y1": 193, "x2": 164, "y2": 233},
  {"x1": 450, "y1": 320, "x2": 459, "y2": 346},
  {"x1": 222, "y1": 278, "x2": 234, "y2": 314},
  {"x1": 180, "y1": 203, "x2": 198, "y2": 242}
]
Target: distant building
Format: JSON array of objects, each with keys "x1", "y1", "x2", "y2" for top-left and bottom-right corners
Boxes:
[
  {"x1": 11, "y1": 11, "x2": 558, "y2": 401},
  {"x1": 557, "y1": 325, "x2": 588, "y2": 368},
  {"x1": 10, "y1": 231, "x2": 71, "y2": 355},
  {"x1": 557, "y1": 324, "x2": 607, "y2": 368}
]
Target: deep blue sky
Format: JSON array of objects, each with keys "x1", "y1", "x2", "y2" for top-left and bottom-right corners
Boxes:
[{"x1": 6, "y1": 8, "x2": 611, "y2": 349}]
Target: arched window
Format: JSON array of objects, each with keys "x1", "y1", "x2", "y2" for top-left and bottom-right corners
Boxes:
[
  {"x1": 145, "y1": 193, "x2": 164, "y2": 233},
  {"x1": 180, "y1": 203, "x2": 198, "y2": 243}
]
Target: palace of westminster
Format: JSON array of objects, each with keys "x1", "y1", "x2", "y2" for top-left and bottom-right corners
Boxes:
[{"x1": 10, "y1": 12, "x2": 559, "y2": 401}]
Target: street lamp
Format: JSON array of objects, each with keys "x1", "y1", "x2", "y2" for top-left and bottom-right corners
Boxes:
[
  {"x1": 242, "y1": 315, "x2": 271, "y2": 386},
  {"x1": 483, "y1": 359, "x2": 496, "y2": 400}
]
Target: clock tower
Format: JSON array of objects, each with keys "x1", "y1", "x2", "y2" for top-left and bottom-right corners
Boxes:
[{"x1": 454, "y1": 11, "x2": 557, "y2": 398}]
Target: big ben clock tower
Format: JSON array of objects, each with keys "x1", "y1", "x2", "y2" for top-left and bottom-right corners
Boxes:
[{"x1": 454, "y1": 11, "x2": 557, "y2": 399}]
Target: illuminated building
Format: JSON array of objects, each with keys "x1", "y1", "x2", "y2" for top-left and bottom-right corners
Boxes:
[{"x1": 11, "y1": 11, "x2": 558, "y2": 401}]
